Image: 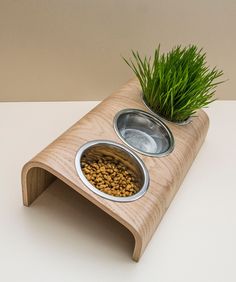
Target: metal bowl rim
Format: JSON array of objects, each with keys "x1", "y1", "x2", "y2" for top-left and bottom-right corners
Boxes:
[
  {"x1": 75, "y1": 139, "x2": 150, "y2": 202},
  {"x1": 113, "y1": 108, "x2": 175, "y2": 157}
]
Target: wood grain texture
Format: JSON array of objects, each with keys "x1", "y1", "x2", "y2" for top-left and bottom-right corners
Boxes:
[{"x1": 21, "y1": 79, "x2": 209, "y2": 261}]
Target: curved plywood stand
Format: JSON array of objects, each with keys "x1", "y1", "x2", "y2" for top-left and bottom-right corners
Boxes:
[{"x1": 22, "y1": 80, "x2": 209, "y2": 261}]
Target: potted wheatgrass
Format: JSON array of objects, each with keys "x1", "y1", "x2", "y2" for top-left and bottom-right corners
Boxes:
[{"x1": 124, "y1": 45, "x2": 224, "y2": 125}]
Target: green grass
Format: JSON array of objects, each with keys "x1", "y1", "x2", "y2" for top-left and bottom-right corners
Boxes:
[{"x1": 123, "y1": 45, "x2": 224, "y2": 122}]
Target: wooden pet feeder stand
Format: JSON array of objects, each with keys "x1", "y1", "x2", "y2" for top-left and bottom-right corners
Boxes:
[{"x1": 22, "y1": 80, "x2": 209, "y2": 261}]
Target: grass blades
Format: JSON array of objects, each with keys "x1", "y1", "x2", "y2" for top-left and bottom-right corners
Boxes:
[{"x1": 124, "y1": 45, "x2": 224, "y2": 122}]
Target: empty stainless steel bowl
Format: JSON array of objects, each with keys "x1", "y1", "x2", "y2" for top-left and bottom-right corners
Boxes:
[
  {"x1": 75, "y1": 140, "x2": 149, "y2": 202},
  {"x1": 114, "y1": 109, "x2": 174, "y2": 157}
]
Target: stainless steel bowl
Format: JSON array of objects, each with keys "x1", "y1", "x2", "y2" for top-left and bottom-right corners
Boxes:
[
  {"x1": 114, "y1": 109, "x2": 174, "y2": 157},
  {"x1": 75, "y1": 140, "x2": 149, "y2": 202}
]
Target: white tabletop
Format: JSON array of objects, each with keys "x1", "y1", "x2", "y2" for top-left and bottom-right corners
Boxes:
[{"x1": 0, "y1": 101, "x2": 235, "y2": 282}]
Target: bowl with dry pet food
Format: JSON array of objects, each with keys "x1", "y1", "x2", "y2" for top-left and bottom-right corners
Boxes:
[{"x1": 75, "y1": 140, "x2": 149, "y2": 202}]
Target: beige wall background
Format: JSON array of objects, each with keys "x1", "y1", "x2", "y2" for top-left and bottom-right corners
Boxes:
[{"x1": 0, "y1": 0, "x2": 235, "y2": 101}]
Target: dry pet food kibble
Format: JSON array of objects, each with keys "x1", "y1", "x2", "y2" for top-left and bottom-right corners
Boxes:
[{"x1": 81, "y1": 156, "x2": 140, "y2": 197}]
